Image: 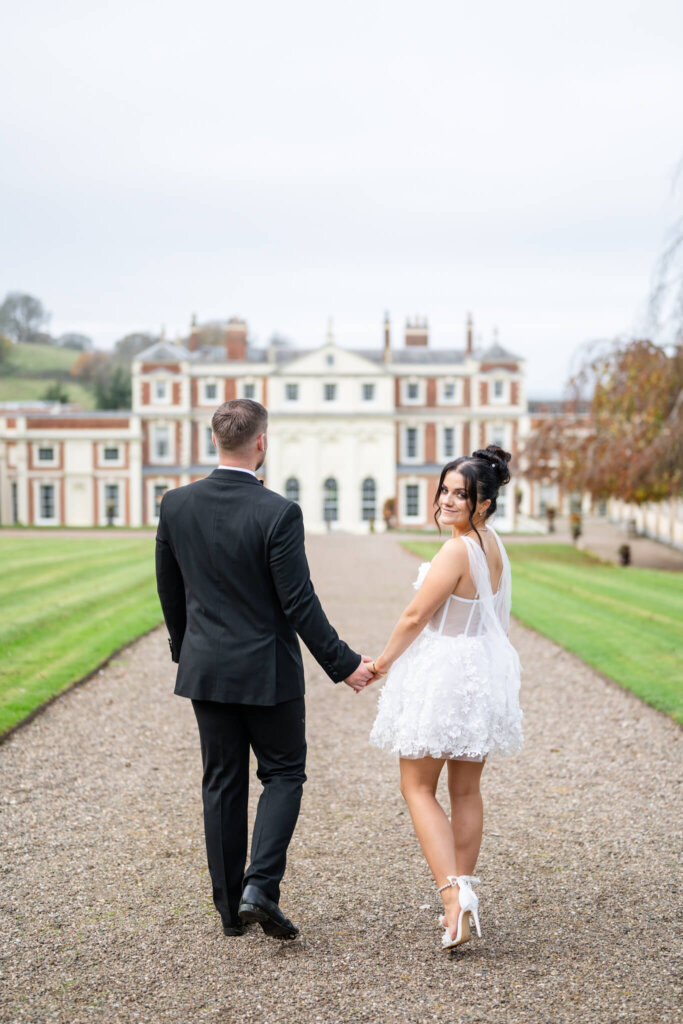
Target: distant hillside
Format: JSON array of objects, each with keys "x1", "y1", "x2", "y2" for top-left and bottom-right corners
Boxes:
[{"x1": 0, "y1": 342, "x2": 97, "y2": 408}]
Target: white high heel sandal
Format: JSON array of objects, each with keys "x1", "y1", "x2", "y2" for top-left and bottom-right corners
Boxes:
[{"x1": 438, "y1": 875, "x2": 482, "y2": 950}]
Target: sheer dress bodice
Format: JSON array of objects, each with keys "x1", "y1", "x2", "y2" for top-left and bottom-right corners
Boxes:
[{"x1": 418, "y1": 528, "x2": 512, "y2": 639}]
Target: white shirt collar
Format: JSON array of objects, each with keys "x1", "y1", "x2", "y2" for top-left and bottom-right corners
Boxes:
[{"x1": 216, "y1": 466, "x2": 257, "y2": 478}]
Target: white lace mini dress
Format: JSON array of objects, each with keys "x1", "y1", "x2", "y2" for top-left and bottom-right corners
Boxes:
[{"x1": 369, "y1": 528, "x2": 523, "y2": 761}]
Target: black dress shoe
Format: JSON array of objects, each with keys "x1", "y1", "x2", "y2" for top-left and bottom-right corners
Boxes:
[
  {"x1": 238, "y1": 884, "x2": 299, "y2": 939},
  {"x1": 223, "y1": 923, "x2": 246, "y2": 936}
]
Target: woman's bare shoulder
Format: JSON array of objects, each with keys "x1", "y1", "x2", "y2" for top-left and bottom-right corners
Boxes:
[{"x1": 434, "y1": 536, "x2": 469, "y2": 564}]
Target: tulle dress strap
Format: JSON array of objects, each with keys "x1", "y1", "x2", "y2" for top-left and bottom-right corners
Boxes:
[{"x1": 461, "y1": 527, "x2": 511, "y2": 637}]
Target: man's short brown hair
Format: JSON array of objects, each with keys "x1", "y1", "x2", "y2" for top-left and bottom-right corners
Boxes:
[{"x1": 211, "y1": 399, "x2": 268, "y2": 452}]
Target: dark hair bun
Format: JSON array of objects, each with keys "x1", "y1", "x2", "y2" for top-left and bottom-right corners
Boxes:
[{"x1": 471, "y1": 445, "x2": 511, "y2": 486}]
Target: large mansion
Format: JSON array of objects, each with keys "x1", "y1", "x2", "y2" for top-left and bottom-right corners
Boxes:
[{"x1": 0, "y1": 315, "x2": 527, "y2": 532}]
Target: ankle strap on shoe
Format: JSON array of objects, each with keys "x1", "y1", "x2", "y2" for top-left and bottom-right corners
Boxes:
[{"x1": 437, "y1": 874, "x2": 480, "y2": 892}]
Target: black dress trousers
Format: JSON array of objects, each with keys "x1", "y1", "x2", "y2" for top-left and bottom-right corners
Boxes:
[{"x1": 192, "y1": 697, "x2": 307, "y2": 928}]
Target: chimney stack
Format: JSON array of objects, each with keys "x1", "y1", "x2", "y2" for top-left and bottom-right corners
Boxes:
[
  {"x1": 383, "y1": 311, "x2": 391, "y2": 362},
  {"x1": 188, "y1": 313, "x2": 200, "y2": 353},
  {"x1": 466, "y1": 313, "x2": 473, "y2": 356},
  {"x1": 405, "y1": 316, "x2": 428, "y2": 347},
  {"x1": 225, "y1": 316, "x2": 247, "y2": 361}
]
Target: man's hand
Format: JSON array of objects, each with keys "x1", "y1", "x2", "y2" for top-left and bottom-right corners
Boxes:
[{"x1": 343, "y1": 655, "x2": 376, "y2": 693}]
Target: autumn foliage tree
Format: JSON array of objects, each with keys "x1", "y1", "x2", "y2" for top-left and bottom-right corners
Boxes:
[{"x1": 523, "y1": 339, "x2": 683, "y2": 504}]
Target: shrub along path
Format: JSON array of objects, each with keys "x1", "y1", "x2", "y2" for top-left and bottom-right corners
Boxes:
[{"x1": 1, "y1": 533, "x2": 680, "y2": 1024}]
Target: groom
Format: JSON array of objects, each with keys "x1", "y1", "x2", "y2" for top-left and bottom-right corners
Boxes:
[{"x1": 155, "y1": 399, "x2": 373, "y2": 939}]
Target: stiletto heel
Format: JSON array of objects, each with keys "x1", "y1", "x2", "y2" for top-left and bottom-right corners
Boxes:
[{"x1": 437, "y1": 875, "x2": 481, "y2": 950}]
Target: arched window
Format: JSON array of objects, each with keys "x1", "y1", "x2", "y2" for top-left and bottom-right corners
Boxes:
[
  {"x1": 361, "y1": 478, "x2": 376, "y2": 521},
  {"x1": 323, "y1": 478, "x2": 338, "y2": 522},
  {"x1": 285, "y1": 477, "x2": 300, "y2": 502}
]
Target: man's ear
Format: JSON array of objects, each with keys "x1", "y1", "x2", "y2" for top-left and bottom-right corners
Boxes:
[
  {"x1": 211, "y1": 432, "x2": 217, "y2": 450},
  {"x1": 257, "y1": 433, "x2": 267, "y2": 452}
]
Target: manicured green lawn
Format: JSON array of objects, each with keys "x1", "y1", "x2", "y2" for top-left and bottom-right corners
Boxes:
[
  {"x1": 0, "y1": 376, "x2": 96, "y2": 407},
  {"x1": 0, "y1": 536, "x2": 162, "y2": 737},
  {"x1": 403, "y1": 541, "x2": 683, "y2": 724}
]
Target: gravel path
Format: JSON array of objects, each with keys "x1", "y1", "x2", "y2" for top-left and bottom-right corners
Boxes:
[{"x1": 1, "y1": 534, "x2": 681, "y2": 1024}]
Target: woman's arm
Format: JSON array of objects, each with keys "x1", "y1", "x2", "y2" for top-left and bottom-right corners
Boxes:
[{"x1": 372, "y1": 539, "x2": 468, "y2": 677}]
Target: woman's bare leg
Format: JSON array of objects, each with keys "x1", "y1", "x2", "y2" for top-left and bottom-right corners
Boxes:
[
  {"x1": 399, "y1": 757, "x2": 460, "y2": 932},
  {"x1": 447, "y1": 759, "x2": 485, "y2": 875},
  {"x1": 442, "y1": 759, "x2": 485, "y2": 936}
]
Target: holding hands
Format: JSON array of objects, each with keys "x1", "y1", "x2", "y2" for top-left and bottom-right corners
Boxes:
[{"x1": 343, "y1": 655, "x2": 387, "y2": 693}]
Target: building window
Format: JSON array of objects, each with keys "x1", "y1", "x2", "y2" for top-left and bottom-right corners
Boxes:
[
  {"x1": 103, "y1": 446, "x2": 120, "y2": 461},
  {"x1": 153, "y1": 484, "x2": 167, "y2": 517},
  {"x1": 440, "y1": 379, "x2": 461, "y2": 404},
  {"x1": 104, "y1": 484, "x2": 119, "y2": 522},
  {"x1": 323, "y1": 383, "x2": 337, "y2": 402},
  {"x1": 154, "y1": 380, "x2": 169, "y2": 402},
  {"x1": 326, "y1": 354, "x2": 335, "y2": 366},
  {"x1": 285, "y1": 477, "x2": 300, "y2": 502},
  {"x1": 493, "y1": 380, "x2": 505, "y2": 400},
  {"x1": 205, "y1": 426, "x2": 215, "y2": 458},
  {"x1": 285, "y1": 383, "x2": 299, "y2": 402},
  {"x1": 404, "y1": 484, "x2": 419, "y2": 518},
  {"x1": 401, "y1": 379, "x2": 424, "y2": 405},
  {"x1": 361, "y1": 478, "x2": 376, "y2": 521},
  {"x1": 243, "y1": 382, "x2": 256, "y2": 399},
  {"x1": 443, "y1": 427, "x2": 455, "y2": 459},
  {"x1": 323, "y1": 478, "x2": 338, "y2": 522},
  {"x1": 490, "y1": 425, "x2": 506, "y2": 447},
  {"x1": 38, "y1": 446, "x2": 55, "y2": 462},
  {"x1": 362, "y1": 383, "x2": 375, "y2": 401},
  {"x1": 204, "y1": 382, "x2": 217, "y2": 401},
  {"x1": 39, "y1": 484, "x2": 55, "y2": 520},
  {"x1": 404, "y1": 427, "x2": 418, "y2": 460},
  {"x1": 153, "y1": 426, "x2": 170, "y2": 460}
]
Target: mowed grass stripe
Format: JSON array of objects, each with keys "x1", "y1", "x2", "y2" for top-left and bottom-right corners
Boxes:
[
  {"x1": 0, "y1": 537, "x2": 162, "y2": 736},
  {"x1": 0, "y1": 546, "x2": 151, "y2": 616},
  {"x1": 0, "y1": 553, "x2": 154, "y2": 635},
  {"x1": 402, "y1": 540, "x2": 683, "y2": 723},
  {"x1": 0, "y1": 586, "x2": 162, "y2": 720},
  {"x1": 510, "y1": 563, "x2": 681, "y2": 630}
]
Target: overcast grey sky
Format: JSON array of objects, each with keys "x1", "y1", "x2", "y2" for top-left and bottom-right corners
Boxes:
[{"x1": 1, "y1": 0, "x2": 681, "y2": 394}]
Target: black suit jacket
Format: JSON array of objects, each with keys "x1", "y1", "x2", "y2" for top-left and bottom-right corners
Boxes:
[{"x1": 155, "y1": 468, "x2": 361, "y2": 705}]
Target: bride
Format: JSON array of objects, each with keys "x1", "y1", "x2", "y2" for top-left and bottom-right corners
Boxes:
[{"x1": 367, "y1": 445, "x2": 523, "y2": 951}]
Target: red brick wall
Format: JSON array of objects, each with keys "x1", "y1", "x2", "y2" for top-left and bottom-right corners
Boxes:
[
  {"x1": 175, "y1": 422, "x2": 182, "y2": 461},
  {"x1": 481, "y1": 362, "x2": 518, "y2": 372},
  {"x1": 226, "y1": 379, "x2": 237, "y2": 401},
  {"x1": 426, "y1": 379, "x2": 437, "y2": 407},
  {"x1": 172, "y1": 382, "x2": 182, "y2": 405},
  {"x1": 425, "y1": 424, "x2": 436, "y2": 463},
  {"x1": 464, "y1": 379, "x2": 471, "y2": 406},
  {"x1": 142, "y1": 382, "x2": 151, "y2": 405},
  {"x1": 395, "y1": 379, "x2": 401, "y2": 406},
  {"x1": 191, "y1": 380, "x2": 199, "y2": 407},
  {"x1": 511, "y1": 381, "x2": 520, "y2": 406},
  {"x1": 480, "y1": 382, "x2": 489, "y2": 405},
  {"x1": 27, "y1": 418, "x2": 128, "y2": 430},
  {"x1": 141, "y1": 363, "x2": 180, "y2": 373},
  {"x1": 463, "y1": 422, "x2": 470, "y2": 453}
]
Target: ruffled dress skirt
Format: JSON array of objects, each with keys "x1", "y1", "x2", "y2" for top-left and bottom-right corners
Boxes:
[{"x1": 369, "y1": 628, "x2": 523, "y2": 761}]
